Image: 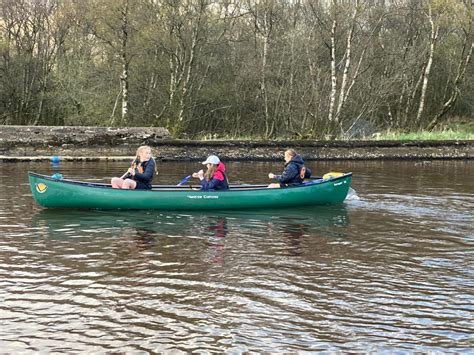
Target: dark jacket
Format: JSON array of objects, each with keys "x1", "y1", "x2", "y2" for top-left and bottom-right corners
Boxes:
[
  {"x1": 275, "y1": 155, "x2": 312, "y2": 186},
  {"x1": 200, "y1": 162, "x2": 229, "y2": 191},
  {"x1": 133, "y1": 159, "x2": 156, "y2": 190}
]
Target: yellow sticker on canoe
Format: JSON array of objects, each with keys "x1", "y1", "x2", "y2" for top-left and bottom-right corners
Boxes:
[{"x1": 36, "y1": 183, "x2": 48, "y2": 193}]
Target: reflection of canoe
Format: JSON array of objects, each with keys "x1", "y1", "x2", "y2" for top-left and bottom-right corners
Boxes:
[
  {"x1": 28, "y1": 171, "x2": 352, "y2": 211},
  {"x1": 32, "y1": 205, "x2": 350, "y2": 239}
]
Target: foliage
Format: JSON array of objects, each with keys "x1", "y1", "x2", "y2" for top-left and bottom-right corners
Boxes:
[{"x1": 0, "y1": 0, "x2": 472, "y2": 139}]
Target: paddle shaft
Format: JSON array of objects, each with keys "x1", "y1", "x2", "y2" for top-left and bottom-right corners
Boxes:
[
  {"x1": 177, "y1": 175, "x2": 192, "y2": 186},
  {"x1": 121, "y1": 159, "x2": 138, "y2": 179}
]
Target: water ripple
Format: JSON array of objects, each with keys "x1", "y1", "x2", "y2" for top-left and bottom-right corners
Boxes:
[{"x1": 0, "y1": 161, "x2": 473, "y2": 352}]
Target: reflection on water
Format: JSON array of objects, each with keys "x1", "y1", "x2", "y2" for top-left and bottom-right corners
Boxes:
[
  {"x1": 31, "y1": 204, "x2": 350, "y2": 252},
  {"x1": 0, "y1": 160, "x2": 473, "y2": 352}
]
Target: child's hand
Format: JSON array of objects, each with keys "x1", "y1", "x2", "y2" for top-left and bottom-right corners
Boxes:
[{"x1": 192, "y1": 169, "x2": 204, "y2": 180}]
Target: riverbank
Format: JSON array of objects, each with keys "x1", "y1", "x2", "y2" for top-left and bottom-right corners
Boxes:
[{"x1": 0, "y1": 125, "x2": 472, "y2": 161}]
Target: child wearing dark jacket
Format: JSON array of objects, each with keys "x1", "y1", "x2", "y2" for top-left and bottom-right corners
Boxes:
[
  {"x1": 268, "y1": 149, "x2": 312, "y2": 187},
  {"x1": 111, "y1": 146, "x2": 156, "y2": 190}
]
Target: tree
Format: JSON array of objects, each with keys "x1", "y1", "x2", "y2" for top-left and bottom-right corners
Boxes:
[
  {"x1": 0, "y1": 0, "x2": 67, "y2": 125},
  {"x1": 81, "y1": 0, "x2": 138, "y2": 125},
  {"x1": 426, "y1": 0, "x2": 473, "y2": 130}
]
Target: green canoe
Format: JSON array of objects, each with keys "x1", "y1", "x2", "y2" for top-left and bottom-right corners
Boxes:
[{"x1": 28, "y1": 171, "x2": 352, "y2": 210}]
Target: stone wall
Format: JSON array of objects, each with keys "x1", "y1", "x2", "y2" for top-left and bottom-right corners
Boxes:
[
  {"x1": 0, "y1": 125, "x2": 472, "y2": 161},
  {"x1": 0, "y1": 125, "x2": 170, "y2": 146}
]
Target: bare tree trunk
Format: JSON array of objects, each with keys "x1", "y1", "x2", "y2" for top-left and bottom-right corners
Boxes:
[
  {"x1": 261, "y1": 30, "x2": 270, "y2": 137},
  {"x1": 175, "y1": 1, "x2": 207, "y2": 134},
  {"x1": 415, "y1": 5, "x2": 438, "y2": 125},
  {"x1": 169, "y1": 55, "x2": 177, "y2": 111},
  {"x1": 34, "y1": 81, "x2": 46, "y2": 125},
  {"x1": 287, "y1": 43, "x2": 295, "y2": 133},
  {"x1": 167, "y1": 47, "x2": 181, "y2": 127},
  {"x1": 328, "y1": 17, "x2": 337, "y2": 125},
  {"x1": 249, "y1": 0, "x2": 276, "y2": 138},
  {"x1": 110, "y1": 86, "x2": 122, "y2": 124},
  {"x1": 120, "y1": 0, "x2": 130, "y2": 125},
  {"x1": 403, "y1": 71, "x2": 423, "y2": 129},
  {"x1": 177, "y1": 30, "x2": 197, "y2": 124},
  {"x1": 165, "y1": 27, "x2": 187, "y2": 129},
  {"x1": 286, "y1": 1, "x2": 301, "y2": 134},
  {"x1": 143, "y1": 50, "x2": 159, "y2": 123},
  {"x1": 335, "y1": 7, "x2": 356, "y2": 123},
  {"x1": 303, "y1": 45, "x2": 318, "y2": 134}
]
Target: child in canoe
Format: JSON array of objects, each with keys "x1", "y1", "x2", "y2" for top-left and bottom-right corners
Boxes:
[
  {"x1": 268, "y1": 149, "x2": 312, "y2": 188},
  {"x1": 192, "y1": 155, "x2": 229, "y2": 191},
  {"x1": 111, "y1": 146, "x2": 157, "y2": 190}
]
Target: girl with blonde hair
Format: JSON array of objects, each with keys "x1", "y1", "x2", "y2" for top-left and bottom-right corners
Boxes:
[{"x1": 111, "y1": 146, "x2": 157, "y2": 190}]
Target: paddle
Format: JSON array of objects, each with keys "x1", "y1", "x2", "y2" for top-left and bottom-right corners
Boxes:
[
  {"x1": 177, "y1": 175, "x2": 191, "y2": 186},
  {"x1": 120, "y1": 158, "x2": 138, "y2": 179}
]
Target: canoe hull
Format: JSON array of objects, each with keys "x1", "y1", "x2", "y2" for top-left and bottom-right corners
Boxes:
[{"x1": 28, "y1": 172, "x2": 352, "y2": 210}]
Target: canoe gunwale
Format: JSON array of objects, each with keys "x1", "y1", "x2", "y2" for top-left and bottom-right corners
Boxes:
[{"x1": 28, "y1": 171, "x2": 352, "y2": 192}]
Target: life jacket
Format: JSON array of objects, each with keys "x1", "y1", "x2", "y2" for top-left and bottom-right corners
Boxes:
[
  {"x1": 299, "y1": 166, "x2": 306, "y2": 179},
  {"x1": 212, "y1": 162, "x2": 229, "y2": 190}
]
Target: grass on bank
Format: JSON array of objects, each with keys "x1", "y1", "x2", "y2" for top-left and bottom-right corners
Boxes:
[
  {"x1": 374, "y1": 119, "x2": 473, "y2": 141},
  {"x1": 198, "y1": 117, "x2": 473, "y2": 141},
  {"x1": 200, "y1": 130, "x2": 473, "y2": 141},
  {"x1": 374, "y1": 129, "x2": 473, "y2": 140}
]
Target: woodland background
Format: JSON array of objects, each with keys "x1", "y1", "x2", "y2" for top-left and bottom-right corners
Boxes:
[{"x1": 0, "y1": 0, "x2": 472, "y2": 139}]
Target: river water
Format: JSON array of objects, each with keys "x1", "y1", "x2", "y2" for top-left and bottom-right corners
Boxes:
[{"x1": 0, "y1": 160, "x2": 473, "y2": 352}]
